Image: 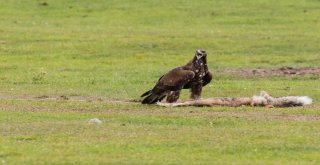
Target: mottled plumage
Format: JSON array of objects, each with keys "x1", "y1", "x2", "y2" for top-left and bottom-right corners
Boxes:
[{"x1": 141, "y1": 49, "x2": 212, "y2": 104}]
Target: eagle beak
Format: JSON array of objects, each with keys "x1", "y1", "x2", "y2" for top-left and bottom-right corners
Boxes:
[
  {"x1": 196, "y1": 53, "x2": 206, "y2": 59},
  {"x1": 195, "y1": 49, "x2": 206, "y2": 59}
]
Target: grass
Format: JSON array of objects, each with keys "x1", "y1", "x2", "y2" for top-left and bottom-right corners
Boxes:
[
  {"x1": 1, "y1": 101, "x2": 320, "y2": 164},
  {"x1": 0, "y1": 0, "x2": 320, "y2": 164}
]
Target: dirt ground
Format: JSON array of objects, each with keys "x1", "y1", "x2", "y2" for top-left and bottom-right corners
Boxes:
[{"x1": 220, "y1": 67, "x2": 320, "y2": 77}]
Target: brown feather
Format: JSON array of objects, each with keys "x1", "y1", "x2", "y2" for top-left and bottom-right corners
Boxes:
[
  {"x1": 141, "y1": 49, "x2": 212, "y2": 104},
  {"x1": 141, "y1": 68, "x2": 195, "y2": 104}
]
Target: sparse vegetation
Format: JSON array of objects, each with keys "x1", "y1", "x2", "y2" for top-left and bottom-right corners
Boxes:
[
  {"x1": 32, "y1": 68, "x2": 47, "y2": 84},
  {"x1": 0, "y1": 0, "x2": 320, "y2": 164}
]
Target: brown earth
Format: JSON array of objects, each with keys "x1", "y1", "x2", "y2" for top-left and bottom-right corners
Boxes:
[
  {"x1": 220, "y1": 67, "x2": 320, "y2": 77},
  {"x1": 0, "y1": 94, "x2": 133, "y2": 103},
  {"x1": 0, "y1": 101, "x2": 319, "y2": 121}
]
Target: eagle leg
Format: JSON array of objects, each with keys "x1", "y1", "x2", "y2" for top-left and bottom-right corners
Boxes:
[
  {"x1": 166, "y1": 90, "x2": 181, "y2": 103},
  {"x1": 190, "y1": 83, "x2": 203, "y2": 100}
]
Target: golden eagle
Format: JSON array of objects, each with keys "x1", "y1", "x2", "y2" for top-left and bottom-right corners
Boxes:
[{"x1": 141, "y1": 49, "x2": 212, "y2": 104}]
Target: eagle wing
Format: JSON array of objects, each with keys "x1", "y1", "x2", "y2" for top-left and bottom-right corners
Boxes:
[{"x1": 141, "y1": 68, "x2": 195, "y2": 104}]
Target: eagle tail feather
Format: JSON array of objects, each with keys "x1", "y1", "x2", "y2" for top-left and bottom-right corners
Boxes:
[
  {"x1": 141, "y1": 90, "x2": 152, "y2": 97},
  {"x1": 142, "y1": 93, "x2": 165, "y2": 104}
]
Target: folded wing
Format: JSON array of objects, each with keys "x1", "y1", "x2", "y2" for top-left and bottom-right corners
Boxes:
[{"x1": 141, "y1": 68, "x2": 195, "y2": 104}]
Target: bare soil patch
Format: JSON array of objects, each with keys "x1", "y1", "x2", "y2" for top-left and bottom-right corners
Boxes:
[
  {"x1": 0, "y1": 94, "x2": 134, "y2": 103},
  {"x1": 0, "y1": 101, "x2": 319, "y2": 121},
  {"x1": 220, "y1": 67, "x2": 320, "y2": 77}
]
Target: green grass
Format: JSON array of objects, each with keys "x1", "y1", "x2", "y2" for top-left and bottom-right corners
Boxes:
[
  {"x1": 0, "y1": 0, "x2": 320, "y2": 164},
  {"x1": 1, "y1": 101, "x2": 320, "y2": 164}
]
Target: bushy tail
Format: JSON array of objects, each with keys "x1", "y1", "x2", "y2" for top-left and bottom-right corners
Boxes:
[
  {"x1": 273, "y1": 96, "x2": 312, "y2": 107},
  {"x1": 297, "y1": 96, "x2": 313, "y2": 105},
  {"x1": 259, "y1": 91, "x2": 312, "y2": 107},
  {"x1": 141, "y1": 90, "x2": 166, "y2": 104}
]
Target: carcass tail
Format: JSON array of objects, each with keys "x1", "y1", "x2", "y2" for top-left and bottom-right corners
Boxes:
[
  {"x1": 298, "y1": 96, "x2": 313, "y2": 105},
  {"x1": 272, "y1": 96, "x2": 312, "y2": 107},
  {"x1": 286, "y1": 96, "x2": 312, "y2": 106},
  {"x1": 259, "y1": 91, "x2": 312, "y2": 107}
]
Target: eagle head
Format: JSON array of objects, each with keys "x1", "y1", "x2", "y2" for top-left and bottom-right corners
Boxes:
[{"x1": 195, "y1": 49, "x2": 206, "y2": 60}]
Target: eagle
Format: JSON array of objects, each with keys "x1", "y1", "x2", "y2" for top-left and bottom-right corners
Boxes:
[{"x1": 141, "y1": 49, "x2": 213, "y2": 104}]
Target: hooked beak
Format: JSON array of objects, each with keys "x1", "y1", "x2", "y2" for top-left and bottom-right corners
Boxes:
[
  {"x1": 196, "y1": 54, "x2": 203, "y2": 59},
  {"x1": 195, "y1": 49, "x2": 206, "y2": 59}
]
